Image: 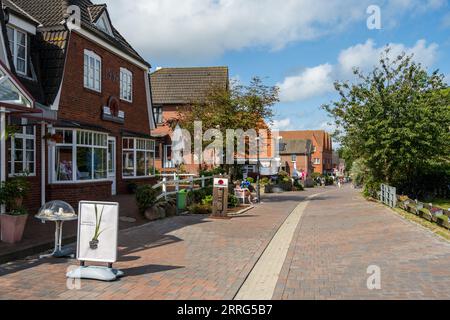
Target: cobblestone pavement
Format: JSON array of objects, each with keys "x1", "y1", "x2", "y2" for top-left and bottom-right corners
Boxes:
[
  {"x1": 273, "y1": 185, "x2": 450, "y2": 300},
  {"x1": 0, "y1": 188, "x2": 320, "y2": 300},
  {"x1": 3, "y1": 185, "x2": 450, "y2": 300}
]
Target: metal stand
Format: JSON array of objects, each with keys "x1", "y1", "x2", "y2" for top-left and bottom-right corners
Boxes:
[
  {"x1": 39, "y1": 220, "x2": 75, "y2": 259},
  {"x1": 66, "y1": 263, "x2": 124, "y2": 282}
]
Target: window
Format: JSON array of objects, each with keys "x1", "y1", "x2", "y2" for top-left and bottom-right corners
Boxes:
[
  {"x1": 291, "y1": 154, "x2": 297, "y2": 162},
  {"x1": 122, "y1": 138, "x2": 155, "y2": 178},
  {"x1": 95, "y1": 12, "x2": 114, "y2": 37},
  {"x1": 120, "y1": 68, "x2": 132, "y2": 102},
  {"x1": 8, "y1": 118, "x2": 35, "y2": 176},
  {"x1": 53, "y1": 129, "x2": 108, "y2": 182},
  {"x1": 153, "y1": 107, "x2": 163, "y2": 124},
  {"x1": 7, "y1": 26, "x2": 27, "y2": 75},
  {"x1": 314, "y1": 158, "x2": 321, "y2": 165},
  {"x1": 83, "y1": 50, "x2": 101, "y2": 92}
]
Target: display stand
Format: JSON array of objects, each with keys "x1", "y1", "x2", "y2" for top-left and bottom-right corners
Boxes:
[
  {"x1": 66, "y1": 261, "x2": 124, "y2": 282},
  {"x1": 36, "y1": 215, "x2": 77, "y2": 259},
  {"x1": 66, "y1": 201, "x2": 122, "y2": 282}
]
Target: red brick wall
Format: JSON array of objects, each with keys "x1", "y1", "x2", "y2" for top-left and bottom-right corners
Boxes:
[
  {"x1": 51, "y1": 31, "x2": 154, "y2": 199},
  {"x1": 47, "y1": 181, "x2": 112, "y2": 211}
]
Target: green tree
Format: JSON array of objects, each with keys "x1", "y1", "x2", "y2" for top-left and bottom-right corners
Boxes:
[
  {"x1": 323, "y1": 49, "x2": 450, "y2": 197},
  {"x1": 176, "y1": 77, "x2": 279, "y2": 177}
]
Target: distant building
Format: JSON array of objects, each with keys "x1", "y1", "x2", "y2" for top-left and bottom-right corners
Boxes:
[
  {"x1": 279, "y1": 131, "x2": 333, "y2": 174},
  {"x1": 150, "y1": 66, "x2": 229, "y2": 173},
  {"x1": 279, "y1": 139, "x2": 313, "y2": 178}
]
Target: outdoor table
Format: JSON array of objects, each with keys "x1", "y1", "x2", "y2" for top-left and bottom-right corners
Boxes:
[{"x1": 35, "y1": 214, "x2": 78, "y2": 259}]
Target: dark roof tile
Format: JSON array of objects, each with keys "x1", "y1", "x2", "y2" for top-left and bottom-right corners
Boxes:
[{"x1": 150, "y1": 67, "x2": 229, "y2": 105}]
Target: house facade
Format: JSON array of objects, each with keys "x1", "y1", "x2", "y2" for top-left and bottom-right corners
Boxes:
[
  {"x1": 279, "y1": 139, "x2": 313, "y2": 178},
  {"x1": 0, "y1": 0, "x2": 155, "y2": 211},
  {"x1": 279, "y1": 130, "x2": 333, "y2": 174},
  {"x1": 150, "y1": 66, "x2": 229, "y2": 174}
]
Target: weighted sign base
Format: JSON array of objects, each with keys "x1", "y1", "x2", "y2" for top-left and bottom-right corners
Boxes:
[{"x1": 66, "y1": 266, "x2": 124, "y2": 282}]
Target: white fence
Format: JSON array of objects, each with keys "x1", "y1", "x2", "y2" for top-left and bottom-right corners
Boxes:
[{"x1": 153, "y1": 174, "x2": 214, "y2": 201}]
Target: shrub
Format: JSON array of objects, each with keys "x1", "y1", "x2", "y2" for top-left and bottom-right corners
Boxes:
[
  {"x1": 293, "y1": 180, "x2": 304, "y2": 191},
  {"x1": 228, "y1": 194, "x2": 239, "y2": 208},
  {"x1": 246, "y1": 177, "x2": 255, "y2": 184},
  {"x1": 261, "y1": 177, "x2": 270, "y2": 185},
  {"x1": 187, "y1": 187, "x2": 213, "y2": 205},
  {"x1": 188, "y1": 203, "x2": 212, "y2": 215},
  {"x1": 201, "y1": 195, "x2": 213, "y2": 206},
  {"x1": 135, "y1": 185, "x2": 160, "y2": 214}
]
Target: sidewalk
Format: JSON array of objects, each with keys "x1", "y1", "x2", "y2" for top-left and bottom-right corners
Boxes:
[
  {"x1": 0, "y1": 188, "x2": 319, "y2": 300},
  {"x1": 273, "y1": 185, "x2": 450, "y2": 300}
]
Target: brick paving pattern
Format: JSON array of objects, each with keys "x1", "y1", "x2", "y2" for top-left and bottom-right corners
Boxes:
[
  {"x1": 0, "y1": 189, "x2": 317, "y2": 300},
  {"x1": 273, "y1": 186, "x2": 450, "y2": 300}
]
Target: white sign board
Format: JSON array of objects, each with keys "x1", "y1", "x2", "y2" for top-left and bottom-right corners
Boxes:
[
  {"x1": 77, "y1": 201, "x2": 119, "y2": 263},
  {"x1": 213, "y1": 178, "x2": 229, "y2": 189}
]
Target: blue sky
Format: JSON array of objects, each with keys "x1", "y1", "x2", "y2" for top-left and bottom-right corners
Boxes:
[{"x1": 106, "y1": 0, "x2": 450, "y2": 132}]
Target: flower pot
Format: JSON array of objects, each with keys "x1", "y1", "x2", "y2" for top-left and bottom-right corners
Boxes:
[
  {"x1": 89, "y1": 239, "x2": 99, "y2": 250},
  {"x1": 0, "y1": 214, "x2": 28, "y2": 244}
]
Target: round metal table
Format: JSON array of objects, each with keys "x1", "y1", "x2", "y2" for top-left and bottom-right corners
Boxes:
[{"x1": 35, "y1": 214, "x2": 78, "y2": 259}]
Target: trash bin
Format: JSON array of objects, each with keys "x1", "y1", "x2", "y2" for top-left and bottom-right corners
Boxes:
[{"x1": 177, "y1": 189, "x2": 188, "y2": 210}]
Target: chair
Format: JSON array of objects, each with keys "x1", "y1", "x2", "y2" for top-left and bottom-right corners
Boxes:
[{"x1": 235, "y1": 188, "x2": 252, "y2": 205}]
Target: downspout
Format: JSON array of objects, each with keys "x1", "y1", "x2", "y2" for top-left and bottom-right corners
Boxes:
[
  {"x1": 40, "y1": 121, "x2": 45, "y2": 206},
  {"x1": 0, "y1": 108, "x2": 5, "y2": 214}
]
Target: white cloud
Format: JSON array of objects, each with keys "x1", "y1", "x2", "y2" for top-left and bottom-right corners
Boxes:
[
  {"x1": 338, "y1": 39, "x2": 439, "y2": 75},
  {"x1": 271, "y1": 118, "x2": 292, "y2": 131},
  {"x1": 278, "y1": 39, "x2": 439, "y2": 103},
  {"x1": 104, "y1": 0, "x2": 444, "y2": 63},
  {"x1": 277, "y1": 64, "x2": 334, "y2": 102}
]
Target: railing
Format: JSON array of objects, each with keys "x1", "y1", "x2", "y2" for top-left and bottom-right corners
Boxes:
[{"x1": 153, "y1": 174, "x2": 213, "y2": 201}]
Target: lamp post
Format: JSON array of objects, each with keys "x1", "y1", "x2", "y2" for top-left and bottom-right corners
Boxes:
[{"x1": 256, "y1": 136, "x2": 261, "y2": 203}]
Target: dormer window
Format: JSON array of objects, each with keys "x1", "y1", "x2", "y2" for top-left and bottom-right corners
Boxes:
[
  {"x1": 95, "y1": 12, "x2": 114, "y2": 37},
  {"x1": 7, "y1": 26, "x2": 27, "y2": 75}
]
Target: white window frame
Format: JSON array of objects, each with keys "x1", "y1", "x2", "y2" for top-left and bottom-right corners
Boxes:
[
  {"x1": 291, "y1": 154, "x2": 297, "y2": 162},
  {"x1": 95, "y1": 12, "x2": 114, "y2": 37},
  {"x1": 51, "y1": 129, "x2": 109, "y2": 184},
  {"x1": 9, "y1": 118, "x2": 35, "y2": 177},
  {"x1": 314, "y1": 158, "x2": 321, "y2": 165},
  {"x1": 120, "y1": 67, "x2": 133, "y2": 102},
  {"x1": 7, "y1": 26, "x2": 27, "y2": 75},
  {"x1": 153, "y1": 106, "x2": 163, "y2": 124},
  {"x1": 122, "y1": 137, "x2": 155, "y2": 179},
  {"x1": 83, "y1": 49, "x2": 102, "y2": 92}
]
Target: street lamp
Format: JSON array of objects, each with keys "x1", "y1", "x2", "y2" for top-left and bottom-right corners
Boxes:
[{"x1": 256, "y1": 136, "x2": 261, "y2": 203}]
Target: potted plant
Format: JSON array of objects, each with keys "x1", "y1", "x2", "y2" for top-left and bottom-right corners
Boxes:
[
  {"x1": 0, "y1": 178, "x2": 31, "y2": 244},
  {"x1": 89, "y1": 204, "x2": 105, "y2": 249}
]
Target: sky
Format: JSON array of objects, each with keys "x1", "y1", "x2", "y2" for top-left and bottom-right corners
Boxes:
[{"x1": 105, "y1": 0, "x2": 450, "y2": 132}]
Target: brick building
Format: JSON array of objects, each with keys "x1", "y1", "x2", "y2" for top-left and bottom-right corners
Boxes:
[
  {"x1": 279, "y1": 139, "x2": 313, "y2": 177},
  {"x1": 150, "y1": 66, "x2": 229, "y2": 174},
  {"x1": 0, "y1": 0, "x2": 156, "y2": 212},
  {"x1": 279, "y1": 130, "x2": 333, "y2": 174}
]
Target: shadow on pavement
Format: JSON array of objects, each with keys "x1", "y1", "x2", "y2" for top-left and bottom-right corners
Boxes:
[{"x1": 121, "y1": 264, "x2": 184, "y2": 277}]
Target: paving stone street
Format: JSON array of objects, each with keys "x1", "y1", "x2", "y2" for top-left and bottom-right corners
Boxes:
[{"x1": 2, "y1": 185, "x2": 450, "y2": 300}]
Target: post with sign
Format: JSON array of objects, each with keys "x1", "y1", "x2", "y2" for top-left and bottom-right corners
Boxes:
[
  {"x1": 66, "y1": 201, "x2": 123, "y2": 282},
  {"x1": 211, "y1": 176, "x2": 229, "y2": 219}
]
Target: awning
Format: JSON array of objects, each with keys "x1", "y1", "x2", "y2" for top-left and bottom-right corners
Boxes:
[
  {"x1": 54, "y1": 119, "x2": 111, "y2": 133},
  {"x1": 121, "y1": 129, "x2": 152, "y2": 139}
]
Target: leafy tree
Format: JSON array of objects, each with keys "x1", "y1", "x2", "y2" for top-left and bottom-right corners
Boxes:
[
  {"x1": 323, "y1": 49, "x2": 450, "y2": 197},
  {"x1": 175, "y1": 77, "x2": 279, "y2": 177}
]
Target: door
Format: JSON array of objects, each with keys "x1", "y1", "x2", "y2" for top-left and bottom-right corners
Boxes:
[{"x1": 108, "y1": 137, "x2": 116, "y2": 195}]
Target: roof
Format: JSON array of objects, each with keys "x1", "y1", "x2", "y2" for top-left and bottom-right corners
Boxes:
[
  {"x1": 280, "y1": 139, "x2": 312, "y2": 155},
  {"x1": 150, "y1": 67, "x2": 229, "y2": 105},
  {"x1": 280, "y1": 130, "x2": 332, "y2": 152},
  {"x1": 7, "y1": 0, "x2": 149, "y2": 67},
  {"x1": 2, "y1": 0, "x2": 41, "y2": 25}
]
